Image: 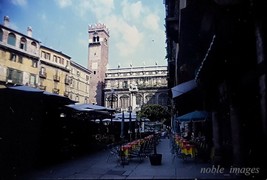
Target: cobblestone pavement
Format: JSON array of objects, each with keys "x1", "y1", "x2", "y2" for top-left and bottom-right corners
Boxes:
[{"x1": 22, "y1": 138, "x2": 240, "y2": 179}]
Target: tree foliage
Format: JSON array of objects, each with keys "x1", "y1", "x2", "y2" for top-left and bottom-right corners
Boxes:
[{"x1": 138, "y1": 104, "x2": 170, "y2": 122}]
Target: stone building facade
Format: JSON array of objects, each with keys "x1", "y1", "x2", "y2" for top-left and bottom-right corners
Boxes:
[
  {"x1": 0, "y1": 16, "x2": 91, "y2": 104},
  {"x1": 104, "y1": 65, "x2": 169, "y2": 112},
  {"x1": 0, "y1": 16, "x2": 40, "y2": 88},
  {"x1": 69, "y1": 60, "x2": 91, "y2": 103},
  {"x1": 39, "y1": 45, "x2": 71, "y2": 96},
  {"x1": 164, "y1": 0, "x2": 267, "y2": 176},
  {"x1": 88, "y1": 23, "x2": 109, "y2": 105}
]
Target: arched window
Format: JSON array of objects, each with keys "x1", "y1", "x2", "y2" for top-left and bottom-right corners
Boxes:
[
  {"x1": 146, "y1": 94, "x2": 156, "y2": 104},
  {"x1": 31, "y1": 41, "x2": 37, "y2": 47},
  {"x1": 120, "y1": 95, "x2": 130, "y2": 110},
  {"x1": 136, "y1": 94, "x2": 143, "y2": 107},
  {"x1": 31, "y1": 41, "x2": 37, "y2": 53},
  {"x1": 93, "y1": 35, "x2": 99, "y2": 43},
  {"x1": 7, "y1": 33, "x2": 16, "y2": 46},
  {"x1": 0, "y1": 29, "x2": 3, "y2": 42},
  {"x1": 76, "y1": 95, "x2": 79, "y2": 102},
  {"x1": 20, "y1": 37, "x2": 27, "y2": 50}
]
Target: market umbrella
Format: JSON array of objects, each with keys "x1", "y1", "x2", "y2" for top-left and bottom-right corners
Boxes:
[{"x1": 177, "y1": 110, "x2": 210, "y2": 122}]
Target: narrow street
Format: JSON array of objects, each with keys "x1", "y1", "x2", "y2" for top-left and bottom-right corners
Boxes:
[{"x1": 22, "y1": 138, "x2": 237, "y2": 179}]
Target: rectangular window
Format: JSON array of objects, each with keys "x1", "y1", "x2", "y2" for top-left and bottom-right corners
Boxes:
[
  {"x1": 53, "y1": 55, "x2": 57, "y2": 63},
  {"x1": 20, "y1": 43, "x2": 24, "y2": 50},
  {"x1": 7, "y1": 68, "x2": 13, "y2": 80},
  {"x1": 45, "y1": 53, "x2": 50, "y2": 60},
  {"x1": 7, "y1": 68, "x2": 23, "y2": 84},
  {"x1": 10, "y1": 53, "x2": 16, "y2": 62},
  {"x1": 32, "y1": 60, "x2": 38, "y2": 68},
  {"x1": 18, "y1": 56, "x2": 23, "y2": 63},
  {"x1": 41, "y1": 67, "x2": 46, "y2": 73},
  {"x1": 123, "y1": 81, "x2": 128, "y2": 89},
  {"x1": 29, "y1": 74, "x2": 36, "y2": 85},
  {"x1": 16, "y1": 71, "x2": 23, "y2": 84},
  {"x1": 41, "y1": 51, "x2": 45, "y2": 58}
]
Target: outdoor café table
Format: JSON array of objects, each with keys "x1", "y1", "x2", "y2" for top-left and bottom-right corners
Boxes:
[
  {"x1": 121, "y1": 144, "x2": 132, "y2": 159},
  {"x1": 129, "y1": 140, "x2": 139, "y2": 150},
  {"x1": 181, "y1": 140, "x2": 189, "y2": 154},
  {"x1": 184, "y1": 144, "x2": 197, "y2": 158}
]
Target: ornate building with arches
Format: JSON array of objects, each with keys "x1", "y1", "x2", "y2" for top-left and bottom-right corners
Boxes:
[{"x1": 104, "y1": 65, "x2": 169, "y2": 112}]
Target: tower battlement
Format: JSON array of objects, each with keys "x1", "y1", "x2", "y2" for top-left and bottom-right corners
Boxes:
[{"x1": 88, "y1": 23, "x2": 109, "y2": 36}]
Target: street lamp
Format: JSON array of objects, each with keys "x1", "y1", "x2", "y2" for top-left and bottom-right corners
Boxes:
[
  {"x1": 128, "y1": 106, "x2": 132, "y2": 141},
  {"x1": 128, "y1": 83, "x2": 138, "y2": 141},
  {"x1": 110, "y1": 88, "x2": 115, "y2": 109},
  {"x1": 106, "y1": 88, "x2": 117, "y2": 109},
  {"x1": 135, "y1": 111, "x2": 140, "y2": 139},
  {"x1": 106, "y1": 88, "x2": 117, "y2": 141}
]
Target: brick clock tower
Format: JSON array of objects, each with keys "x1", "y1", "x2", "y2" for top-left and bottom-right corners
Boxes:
[{"x1": 88, "y1": 23, "x2": 109, "y2": 105}]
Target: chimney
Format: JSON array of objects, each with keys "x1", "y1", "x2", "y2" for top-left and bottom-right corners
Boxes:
[
  {"x1": 3, "y1": 16, "x2": 9, "y2": 27},
  {"x1": 27, "y1": 26, "x2": 32, "y2": 37}
]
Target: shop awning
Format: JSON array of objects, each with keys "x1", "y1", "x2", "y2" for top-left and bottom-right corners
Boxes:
[
  {"x1": 7, "y1": 85, "x2": 76, "y2": 104},
  {"x1": 66, "y1": 103, "x2": 114, "y2": 112},
  {"x1": 9, "y1": 85, "x2": 44, "y2": 93},
  {"x1": 171, "y1": 80, "x2": 197, "y2": 99},
  {"x1": 176, "y1": 110, "x2": 210, "y2": 122}
]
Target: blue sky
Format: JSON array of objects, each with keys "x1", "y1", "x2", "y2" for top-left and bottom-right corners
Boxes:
[{"x1": 0, "y1": 0, "x2": 167, "y2": 68}]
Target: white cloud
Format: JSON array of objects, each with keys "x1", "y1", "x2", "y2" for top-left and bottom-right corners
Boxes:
[
  {"x1": 143, "y1": 13, "x2": 160, "y2": 31},
  {"x1": 55, "y1": 0, "x2": 72, "y2": 8},
  {"x1": 11, "y1": 0, "x2": 27, "y2": 6},
  {"x1": 121, "y1": 0, "x2": 143, "y2": 21},
  {"x1": 116, "y1": 24, "x2": 143, "y2": 57},
  {"x1": 76, "y1": 0, "x2": 114, "y2": 19},
  {"x1": 104, "y1": 15, "x2": 143, "y2": 58},
  {"x1": 60, "y1": 0, "x2": 165, "y2": 67}
]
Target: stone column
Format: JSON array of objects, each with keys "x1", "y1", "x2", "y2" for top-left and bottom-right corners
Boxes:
[{"x1": 132, "y1": 92, "x2": 137, "y2": 111}]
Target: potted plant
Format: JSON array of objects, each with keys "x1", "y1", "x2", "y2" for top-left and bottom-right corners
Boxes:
[
  {"x1": 149, "y1": 130, "x2": 162, "y2": 165},
  {"x1": 138, "y1": 104, "x2": 170, "y2": 166}
]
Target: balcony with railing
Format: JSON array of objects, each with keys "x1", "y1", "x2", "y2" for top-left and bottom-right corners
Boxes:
[
  {"x1": 64, "y1": 77, "x2": 71, "y2": 85},
  {"x1": 39, "y1": 71, "x2": 47, "y2": 78},
  {"x1": 64, "y1": 91, "x2": 69, "y2": 97},
  {"x1": 53, "y1": 75, "x2": 60, "y2": 82},
  {"x1": 39, "y1": 85, "x2": 46, "y2": 90},
  {"x1": 52, "y1": 88, "x2": 60, "y2": 94}
]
